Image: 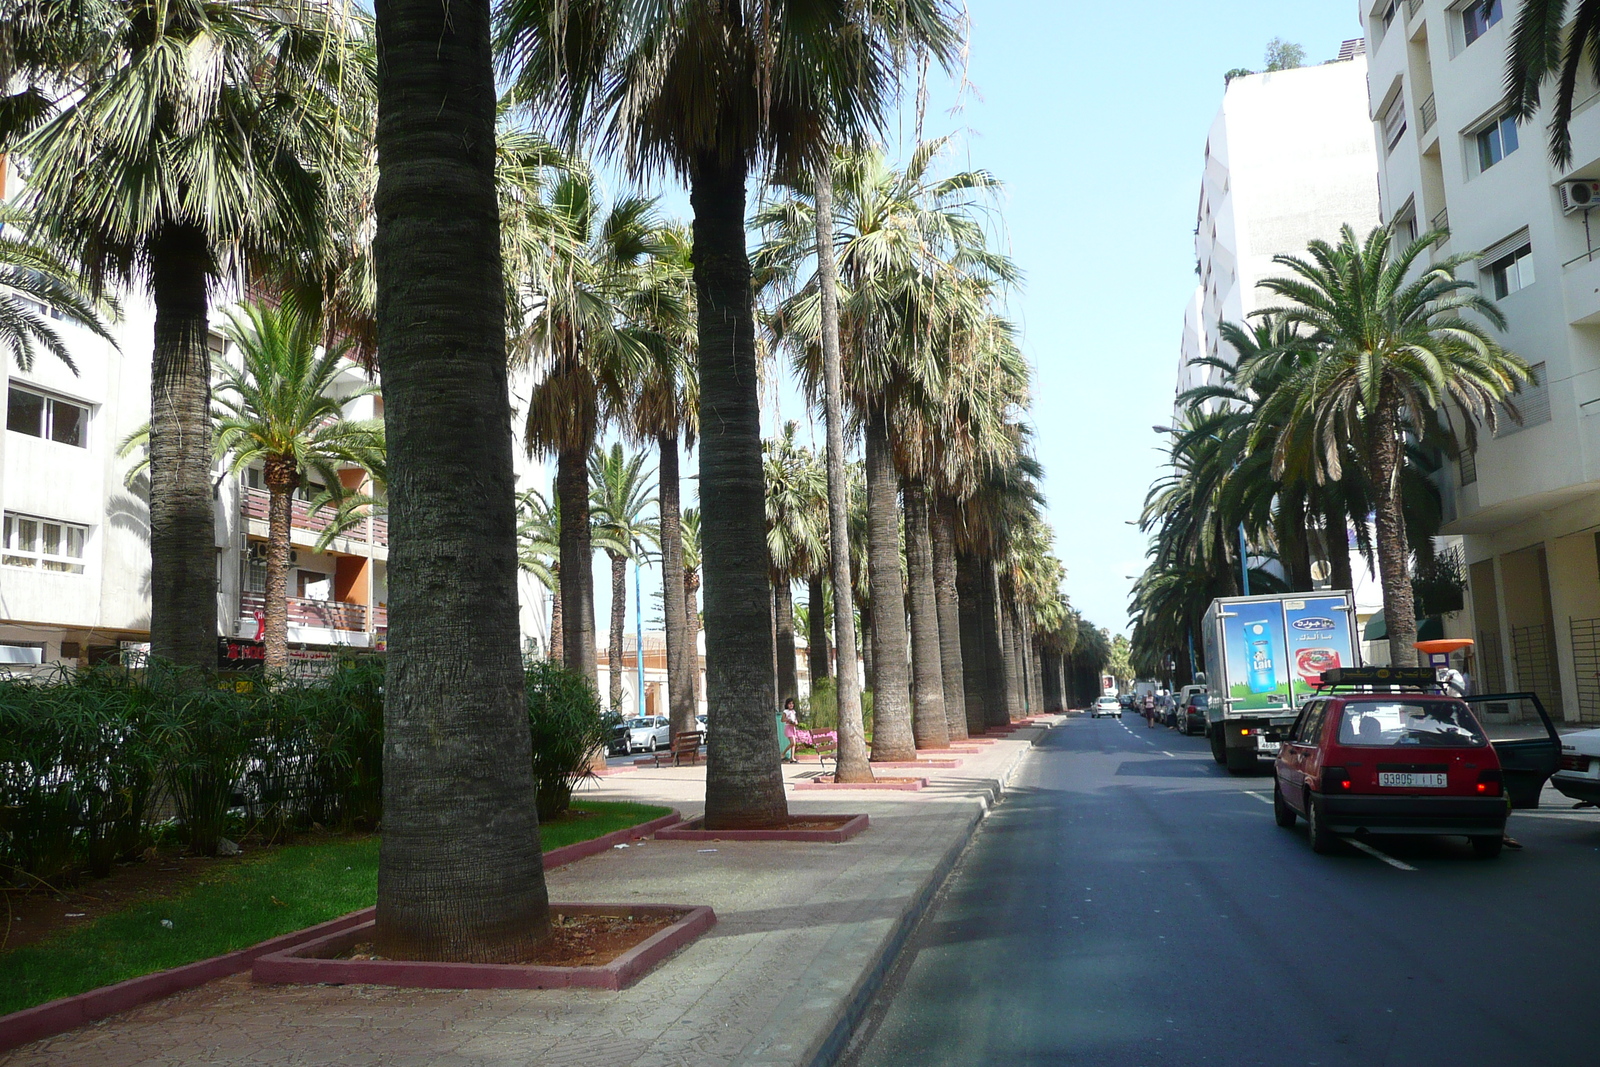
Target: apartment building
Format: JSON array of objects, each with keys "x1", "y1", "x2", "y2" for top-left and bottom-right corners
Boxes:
[
  {"x1": 1362, "y1": 0, "x2": 1600, "y2": 722},
  {"x1": 1177, "y1": 47, "x2": 1382, "y2": 405},
  {"x1": 2, "y1": 179, "x2": 550, "y2": 671}
]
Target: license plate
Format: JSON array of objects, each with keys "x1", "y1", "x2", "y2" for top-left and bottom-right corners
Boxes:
[
  {"x1": 1378, "y1": 772, "x2": 1447, "y2": 788},
  {"x1": 1257, "y1": 741, "x2": 1281, "y2": 754}
]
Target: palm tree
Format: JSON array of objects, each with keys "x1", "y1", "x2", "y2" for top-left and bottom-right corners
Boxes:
[
  {"x1": 764, "y1": 422, "x2": 827, "y2": 711},
  {"x1": 367, "y1": 0, "x2": 550, "y2": 961},
  {"x1": 516, "y1": 169, "x2": 672, "y2": 690},
  {"x1": 1507, "y1": 1, "x2": 1600, "y2": 164},
  {"x1": 589, "y1": 443, "x2": 661, "y2": 712},
  {"x1": 0, "y1": 0, "x2": 370, "y2": 668},
  {"x1": 211, "y1": 302, "x2": 384, "y2": 670},
  {"x1": 516, "y1": 487, "x2": 562, "y2": 659},
  {"x1": 0, "y1": 202, "x2": 117, "y2": 372},
  {"x1": 500, "y1": 0, "x2": 963, "y2": 826},
  {"x1": 680, "y1": 507, "x2": 703, "y2": 714},
  {"x1": 1245, "y1": 225, "x2": 1530, "y2": 666}
]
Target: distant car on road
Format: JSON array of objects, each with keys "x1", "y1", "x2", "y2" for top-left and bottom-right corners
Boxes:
[
  {"x1": 1273, "y1": 685, "x2": 1509, "y2": 857},
  {"x1": 1092, "y1": 696, "x2": 1122, "y2": 718},
  {"x1": 1552, "y1": 728, "x2": 1600, "y2": 805},
  {"x1": 609, "y1": 715, "x2": 672, "y2": 755},
  {"x1": 1178, "y1": 692, "x2": 1208, "y2": 735}
]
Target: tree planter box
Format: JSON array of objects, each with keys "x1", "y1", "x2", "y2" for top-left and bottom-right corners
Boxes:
[
  {"x1": 866, "y1": 759, "x2": 962, "y2": 768},
  {"x1": 654, "y1": 813, "x2": 869, "y2": 843},
  {"x1": 253, "y1": 905, "x2": 716, "y2": 992},
  {"x1": 794, "y1": 776, "x2": 928, "y2": 792}
]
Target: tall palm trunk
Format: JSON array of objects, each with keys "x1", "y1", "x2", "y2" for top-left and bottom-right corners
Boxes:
[
  {"x1": 1324, "y1": 497, "x2": 1354, "y2": 591},
  {"x1": 148, "y1": 222, "x2": 218, "y2": 669},
  {"x1": 902, "y1": 482, "x2": 948, "y2": 749},
  {"x1": 774, "y1": 579, "x2": 799, "y2": 711},
  {"x1": 814, "y1": 163, "x2": 870, "y2": 782},
  {"x1": 1041, "y1": 651, "x2": 1060, "y2": 712},
  {"x1": 685, "y1": 568, "x2": 701, "y2": 711},
  {"x1": 1000, "y1": 601, "x2": 1024, "y2": 721},
  {"x1": 864, "y1": 410, "x2": 914, "y2": 761},
  {"x1": 807, "y1": 573, "x2": 830, "y2": 683},
  {"x1": 262, "y1": 459, "x2": 299, "y2": 670},
  {"x1": 548, "y1": 561, "x2": 563, "y2": 661},
  {"x1": 956, "y1": 553, "x2": 989, "y2": 736},
  {"x1": 659, "y1": 434, "x2": 694, "y2": 737},
  {"x1": 557, "y1": 443, "x2": 598, "y2": 686},
  {"x1": 1371, "y1": 397, "x2": 1418, "y2": 667},
  {"x1": 608, "y1": 551, "x2": 628, "y2": 711},
  {"x1": 980, "y1": 563, "x2": 1010, "y2": 729},
  {"x1": 372, "y1": 0, "x2": 547, "y2": 960},
  {"x1": 691, "y1": 153, "x2": 787, "y2": 828},
  {"x1": 860, "y1": 602, "x2": 876, "y2": 693},
  {"x1": 930, "y1": 497, "x2": 967, "y2": 741}
]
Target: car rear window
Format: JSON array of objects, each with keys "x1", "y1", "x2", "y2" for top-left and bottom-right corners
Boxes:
[
  {"x1": 1188, "y1": 694, "x2": 1208, "y2": 708},
  {"x1": 1337, "y1": 702, "x2": 1487, "y2": 748}
]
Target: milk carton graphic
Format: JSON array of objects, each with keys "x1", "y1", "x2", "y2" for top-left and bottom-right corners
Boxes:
[{"x1": 1245, "y1": 620, "x2": 1277, "y2": 694}]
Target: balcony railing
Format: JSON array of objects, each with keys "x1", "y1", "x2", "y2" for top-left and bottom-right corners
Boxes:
[
  {"x1": 241, "y1": 593, "x2": 378, "y2": 634},
  {"x1": 1420, "y1": 93, "x2": 1436, "y2": 134},
  {"x1": 241, "y1": 486, "x2": 386, "y2": 547},
  {"x1": 1405, "y1": 0, "x2": 1422, "y2": 22}
]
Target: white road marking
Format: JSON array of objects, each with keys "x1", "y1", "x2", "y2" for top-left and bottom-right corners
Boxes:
[
  {"x1": 1346, "y1": 838, "x2": 1417, "y2": 871},
  {"x1": 1162, "y1": 751, "x2": 1176, "y2": 758},
  {"x1": 1242, "y1": 791, "x2": 1274, "y2": 806}
]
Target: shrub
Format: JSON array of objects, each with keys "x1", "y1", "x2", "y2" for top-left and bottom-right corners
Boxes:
[
  {"x1": 523, "y1": 660, "x2": 616, "y2": 821},
  {"x1": 805, "y1": 678, "x2": 837, "y2": 730}
]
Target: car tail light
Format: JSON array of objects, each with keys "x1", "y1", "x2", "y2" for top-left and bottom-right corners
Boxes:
[
  {"x1": 1476, "y1": 769, "x2": 1503, "y2": 796},
  {"x1": 1321, "y1": 766, "x2": 1352, "y2": 793},
  {"x1": 1560, "y1": 754, "x2": 1592, "y2": 772}
]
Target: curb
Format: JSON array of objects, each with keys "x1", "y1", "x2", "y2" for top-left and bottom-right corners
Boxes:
[{"x1": 0, "y1": 807, "x2": 682, "y2": 1054}]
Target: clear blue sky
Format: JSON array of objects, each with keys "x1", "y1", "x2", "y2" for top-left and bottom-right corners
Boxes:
[{"x1": 590, "y1": 0, "x2": 1367, "y2": 640}]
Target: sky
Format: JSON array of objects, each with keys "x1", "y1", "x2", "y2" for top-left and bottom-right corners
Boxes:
[{"x1": 589, "y1": 0, "x2": 1368, "y2": 641}]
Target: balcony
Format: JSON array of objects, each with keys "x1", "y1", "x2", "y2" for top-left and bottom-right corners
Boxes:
[
  {"x1": 1564, "y1": 248, "x2": 1600, "y2": 325},
  {"x1": 241, "y1": 487, "x2": 386, "y2": 548},
  {"x1": 240, "y1": 593, "x2": 382, "y2": 635},
  {"x1": 1420, "y1": 94, "x2": 1436, "y2": 135}
]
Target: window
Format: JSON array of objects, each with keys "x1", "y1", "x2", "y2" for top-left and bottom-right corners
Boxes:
[
  {"x1": 1459, "y1": 446, "x2": 1477, "y2": 486},
  {"x1": 6, "y1": 386, "x2": 88, "y2": 447},
  {"x1": 2, "y1": 513, "x2": 88, "y2": 573},
  {"x1": 1337, "y1": 701, "x2": 1487, "y2": 747},
  {"x1": 1488, "y1": 244, "x2": 1535, "y2": 298},
  {"x1": 242, "y1": 549, "x2": 266, "y2": 595},
  {"x1": 1463, "y1": 0, "x2": 1503, "y2": 46},
  {"x1": 1380, "y1": 2, "x2": 1397, "y2": 32},
  {"x1": 1382, "y1": 93, "x2": 1408, "y2": 151},
  {"x1": 1476, "y1": 112, "x2": 1520, "y2": 171}
]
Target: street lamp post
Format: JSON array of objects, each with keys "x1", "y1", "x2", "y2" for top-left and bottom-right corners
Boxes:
[{"x1": 1152, "y1": 424, "x2": 1250, "y2": 595}]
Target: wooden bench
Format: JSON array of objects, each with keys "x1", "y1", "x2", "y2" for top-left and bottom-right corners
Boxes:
[
  {"x1": 654, "y1": 730, "x2": 704, "y2": 767},
  {"x1": 787, "y1": 725, "x2": 838, "y2": 774}
]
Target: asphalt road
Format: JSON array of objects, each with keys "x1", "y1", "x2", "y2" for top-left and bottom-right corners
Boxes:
[{"x1": 843, "y1": 711, "x2": 1600, "y2": 1067}]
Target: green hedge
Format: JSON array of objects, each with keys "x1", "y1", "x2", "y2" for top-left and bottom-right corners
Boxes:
[{"x1": 0, "y1": 658, "x2": 611, "y2": 888}]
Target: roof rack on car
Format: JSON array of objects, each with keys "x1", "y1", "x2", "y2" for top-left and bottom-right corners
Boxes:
[{"x1": 1313, "y1": 666, "x2": 1443, "y2": 693}]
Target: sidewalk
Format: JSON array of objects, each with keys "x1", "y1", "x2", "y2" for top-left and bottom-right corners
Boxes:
[{"x1": 1, "y1": 719, "x2": 1058, "y2": 1067}]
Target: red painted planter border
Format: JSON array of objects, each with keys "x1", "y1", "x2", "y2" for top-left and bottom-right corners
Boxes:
[
  {"x1": 0, "y1": 808, "x2": 682, "y2": 1054},
  {"x1": 794, "y1": 777, "x2": 928, "y2": 792},
  {"x1": 654, "y1": 813, "x2": 869, "y2": 843},
  {"x1": 253, "y1": 904, "x2": 716, "y2": 992}
]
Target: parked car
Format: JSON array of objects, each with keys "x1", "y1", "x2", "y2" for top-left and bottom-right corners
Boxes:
[
  {"x1": 1092, "y1": 695, "x2": 1122, "y2": 718},
  {"x1": 696, "y1": 714, "x2": 709, "y2": 740},
  {"x1": 1178, "y1": 692, "x2": 1208, "y2": 736},
  {"x1": 1273, "y1": 687, "x2": 1509, "y2": 857},
  {"x1": 1552, "y1": 727, "x2": 1600, "y2": 805},
  {"x1": 608, "y1": 715, "x2": 672, "y2": 755}
]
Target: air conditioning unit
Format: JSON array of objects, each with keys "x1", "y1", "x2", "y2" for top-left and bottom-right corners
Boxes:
[
  {"x1": 248, "y1": 543, "x2": 295, "y2": 563},
  {"x1": 1560, "y1": 179, "x2": 1600, "y2": 214}
]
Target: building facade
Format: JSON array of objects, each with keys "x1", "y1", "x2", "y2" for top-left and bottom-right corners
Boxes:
[{"x1": 1362, "y1": 0, "x2": 1600, "y2": 722}]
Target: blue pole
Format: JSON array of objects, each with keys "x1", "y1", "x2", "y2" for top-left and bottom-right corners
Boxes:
[
  {"x1": 635, "y1": 557, "x2": 645, "y2": 715},
  {"x1": 1238, "y1": 523, "x2": 1251, "y2": 596}
]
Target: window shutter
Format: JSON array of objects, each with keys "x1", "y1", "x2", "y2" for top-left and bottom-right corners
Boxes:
[
  {"x1": 1496, "y1": 361, "x2": 1551, "y2": 436},
  {"x1": 1479, "y1": 227, "x2": 1531, "y2": 269}
]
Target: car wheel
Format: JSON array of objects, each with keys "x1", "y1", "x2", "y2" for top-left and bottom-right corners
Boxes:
[
  {"x1": 1306, "y1": 797, "x2": 1335, "y2": 854},
  {"x1": 1471, "y1": 835, "x2": 1504, "y2": 859},
  {"x1": 1273, "y1": 780, "x2": 1296, "y2": 828}
]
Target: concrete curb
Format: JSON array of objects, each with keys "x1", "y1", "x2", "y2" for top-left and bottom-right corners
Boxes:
[{"x1": 0, "y1": 807, "x2": 683, "y2": 1053}]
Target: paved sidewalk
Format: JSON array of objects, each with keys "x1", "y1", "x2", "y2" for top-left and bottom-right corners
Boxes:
[{"x1": 2, "y1": 720, "x2": 1058, "y2": 1067}]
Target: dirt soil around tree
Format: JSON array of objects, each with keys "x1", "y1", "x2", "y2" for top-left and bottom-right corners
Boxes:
[{"x1": 342, "y1": 910, "x2": 683, "y2": 968}]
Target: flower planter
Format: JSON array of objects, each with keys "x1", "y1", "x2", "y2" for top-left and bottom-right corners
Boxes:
[{"x1": 654, "y1": 813, "x2": 869, "y2": 842}]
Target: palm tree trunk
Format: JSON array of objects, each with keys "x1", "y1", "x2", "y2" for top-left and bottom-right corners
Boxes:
[
  {"x1": 813, "y1": 161, "x2": 870, "y2": 782},
  {"x1": 548, "y1": 562, "x2": 563, "y2": 662},
  {"x1": 371, "y1": 0, "x2": 548, "y2": 960},
  {"x1": 774, "y1": 578, "x2": 799, "y2": 710},
  {"x1": 1324, "y1": 497, "x2": 1354, "y2": 591},
  {"x1": 807, "y1": 573, "x2": 830, "y2": 683},
  {"x1": 987, "y1": 572, "x2": 1016, "y2": 727},
  {"x1": 685, "y1": 570, "x2": 702, "y2": 712},
  {"x1": 262, "y1": 473, "x2": 296, "y2": 670},
  {"x1": 690, "y1": 152, "x2": 788, "y2": 829},
  {"x1": 1001, "y1": 602, "x2": 1024, "y2": 721},
  {"x1": 1042, "y1": 652, "x2": 1061, "y2": 712},
  {"x1": 557, "y1": 443, "x2": 598, "y2": 687},
  {"x1": 658, "y1": 434, "x2": 694, "y2": 738},
  {"x1": 860, "y1": 602, "x2": 876, "y2": 693},
  {"x1": 902, "y1": 481, "x2": 948, "y2": 749},
  {"x1": 864, "y1": 410, "x2": 915, "y2": 761},
  {"x1": 956, "y1": 552, "x2": 990, "y2": 736},
  {"x1": 147, "y1": 222, "x2": 218, "y2": 669},
  {"x1": 609, "y1": 551, "x2": 627, "y2": 712},
  {"x1": 1371, "y1": 398, "x2": 1418, "y2": 667},
  {"x1": 930, "y1": 497, "x2": 968, "y2": 741}
]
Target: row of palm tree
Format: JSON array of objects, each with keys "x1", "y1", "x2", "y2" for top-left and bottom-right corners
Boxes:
[{"x1": 1131, "y1": 225, "x2": 1532, "y2": 681}]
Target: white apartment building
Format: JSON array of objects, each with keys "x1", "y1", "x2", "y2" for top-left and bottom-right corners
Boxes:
[
  {"x1": 1178, "y1": 48, "x2": 1382, "y2": 405},
  {"x1": 2, "y1": 176, "x2": 550, "y2": 672},
  {"x1": 1362, "y1": 0, "x2": 1600, "y2": 722}
]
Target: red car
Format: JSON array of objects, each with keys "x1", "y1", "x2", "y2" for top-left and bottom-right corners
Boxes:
[{"x1": 1273, "y1": 669, "x2": 1510, "y2": 858}]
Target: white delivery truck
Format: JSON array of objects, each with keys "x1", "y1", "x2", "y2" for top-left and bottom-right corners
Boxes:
[{"x1": 1200, "y1": 592, "x2": 1361, "y2": 773}]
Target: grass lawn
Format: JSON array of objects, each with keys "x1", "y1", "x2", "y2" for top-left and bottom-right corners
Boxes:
[{"x1": 0, "y1": 800, "x2": 669, "y2": 1017}]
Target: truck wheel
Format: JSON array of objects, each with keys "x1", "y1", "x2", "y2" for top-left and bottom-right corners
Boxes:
[
  {"x1": 1209, "y1": 727, "x2": 1226, "y2": 764},
  {"x1": 1306, "y1": 798, "x2": 1335, "y2": 854},
  {"x1": 1471, "y1": 835, "x2": 1503, "y2": 859},
  {"x1": 1273, "y1": 780, "x2": 1296, "y2": 828}
]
